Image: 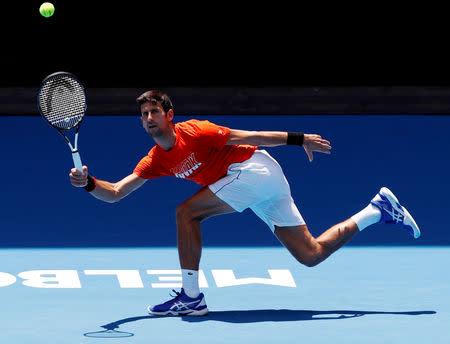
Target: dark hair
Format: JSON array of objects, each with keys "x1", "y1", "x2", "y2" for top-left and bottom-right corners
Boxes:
[{"x1": 136, "y1": 90, "x2": 174, "y2": 113}]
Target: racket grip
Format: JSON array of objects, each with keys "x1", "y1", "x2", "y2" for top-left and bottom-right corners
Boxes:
[{"x1": 72, "y1": 151, "x2": 84, "y2": 174}]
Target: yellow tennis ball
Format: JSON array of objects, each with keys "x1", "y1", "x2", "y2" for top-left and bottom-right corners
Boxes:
[{"x1": 39, "y1": 2, "x2": 55, "y2": 18}]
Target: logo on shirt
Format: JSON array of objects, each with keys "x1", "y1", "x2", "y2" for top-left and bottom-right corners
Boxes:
[{"x1": 171, "y1": 153, "x2": 202, "y2": 179}]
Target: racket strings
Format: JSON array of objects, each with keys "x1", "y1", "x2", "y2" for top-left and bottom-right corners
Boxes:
[{"x1": 39, "y1": 76, "x2": 86, "y2": 129}]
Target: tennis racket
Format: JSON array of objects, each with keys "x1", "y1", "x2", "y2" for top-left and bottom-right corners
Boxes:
[{"x1": 37, "y1": 71, "x2": 87, "y2": 175}]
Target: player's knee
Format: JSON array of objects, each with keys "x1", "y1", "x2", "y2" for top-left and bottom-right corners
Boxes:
[
  {"x1": 176, "y1": 202, "x2": 192, "y2": 223},
  {"x1": 176, "y1": 201, "x2": 203, "y2": 224},
  {"x1": 294, "y1": 251, "x2": 322, "y2": 267},
  {"x1": 301, "y1": 257, "x2": 321, "y2": 268}
]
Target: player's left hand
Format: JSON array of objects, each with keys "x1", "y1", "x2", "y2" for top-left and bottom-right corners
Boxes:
[{"x1": 303, "y1": 134, "x2": 332, "y2": 162}]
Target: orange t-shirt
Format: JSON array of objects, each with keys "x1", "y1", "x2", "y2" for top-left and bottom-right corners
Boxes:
[{"x1": 133, "y1": 119, "x2": 257, "y2": 186}]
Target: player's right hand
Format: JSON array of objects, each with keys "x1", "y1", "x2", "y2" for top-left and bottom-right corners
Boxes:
[{"x1": 69, "y1": 166, "x2": 89, "y2": 187}]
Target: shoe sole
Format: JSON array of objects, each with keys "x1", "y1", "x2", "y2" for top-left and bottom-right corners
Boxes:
[
  {"x1": 147, "y1": 306, "x2": 209, "y2": 316},
  {"x1": 379, "y1": 187, "x2": 421, "y2": 239}
]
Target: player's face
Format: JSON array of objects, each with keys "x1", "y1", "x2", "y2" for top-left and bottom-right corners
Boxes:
[{"x1": 140, "y1": 102, "x2": 173, "y2": 137}]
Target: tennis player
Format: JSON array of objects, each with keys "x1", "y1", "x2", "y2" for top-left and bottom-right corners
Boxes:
[{"x1": 69, "y1": 90, "x2": 421, "y2": 316}]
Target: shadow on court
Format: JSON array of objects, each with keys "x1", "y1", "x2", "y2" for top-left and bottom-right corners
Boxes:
[
  {"x1": 181, "y1": 309, "x2": 436, "y2": 323},
  {"x1": 84, "y1": 309, "x2": 436, "y2": 337}
]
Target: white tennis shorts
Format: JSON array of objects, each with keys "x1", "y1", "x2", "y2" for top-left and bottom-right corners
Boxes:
[{"x1": 209, "y1": 150, "x2": 305, "y2": 232}]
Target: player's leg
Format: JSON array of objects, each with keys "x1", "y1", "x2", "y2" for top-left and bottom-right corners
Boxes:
[
  {"x1": 175, "y1": 186, "x2": 235, "y2": 271},
  {"x1": 147, "y1": 186, "x2": 235, "y2": 316},
  {"x1": 274, "y1": 220, "x2": 359, "y2": 267},
  {"x1": 274, "y1": 186, "x2": 421, "y2": 267}
]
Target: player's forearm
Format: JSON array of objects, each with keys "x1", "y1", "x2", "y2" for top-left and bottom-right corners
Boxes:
[
  {"x1": 227, "y1": 130, "x2": 289, "y2": 147},
  {"x1": 88, "y1": 179, "x2": 122, "y2": 203},
  {"x1": 85, "y1": 173, "x2": 147, "y2": 203}
]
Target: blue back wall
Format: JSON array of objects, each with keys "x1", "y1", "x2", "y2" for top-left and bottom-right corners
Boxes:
[{"x1": 1, "y1": 115, "x2": 448, "y2": 247}]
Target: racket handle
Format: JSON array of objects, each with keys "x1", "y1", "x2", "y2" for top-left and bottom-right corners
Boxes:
[{"x1": 72, "y1": 151, "x2": 84, "y2": 174}]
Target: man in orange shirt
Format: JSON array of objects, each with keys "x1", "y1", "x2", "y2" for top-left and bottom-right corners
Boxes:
[{"x1": 70, "y1": 90, "x2": 421, "y2": 316}]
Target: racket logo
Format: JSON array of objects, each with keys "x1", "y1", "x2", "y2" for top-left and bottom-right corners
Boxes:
[{"x1": 46, "y1": 78, "x2": 75, "y2": 114}]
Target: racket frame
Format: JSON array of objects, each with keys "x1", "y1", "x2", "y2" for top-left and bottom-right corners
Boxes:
[{"x1": 37, "y1": 71, "x2": 87, "y2": 173}]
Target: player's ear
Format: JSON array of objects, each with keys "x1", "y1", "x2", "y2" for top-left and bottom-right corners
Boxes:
[{"x1": 167, "y1": 109, "x2": 174, "y2": 122}]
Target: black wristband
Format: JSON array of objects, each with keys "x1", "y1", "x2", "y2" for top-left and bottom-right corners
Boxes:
[
  {"x1": 84, "y1": 175, "x2": 96, "y2": 192},
  {"x1": 287, "y1": 132, "x2": 304, "y2": 146}
]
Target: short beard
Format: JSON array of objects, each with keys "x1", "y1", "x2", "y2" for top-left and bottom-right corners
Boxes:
[{"x1": 147, "y1": 127, "x2": 164, "y2": 138}]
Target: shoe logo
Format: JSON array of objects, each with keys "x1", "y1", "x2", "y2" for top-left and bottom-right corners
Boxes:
[
  {"x1": 384, "y1": 208, "x2": 404, "y2": 223},
  {"x1": 170, "y1": 300, "x2": 200, "y2": 311},
  {"x1": 378, "y1": 194, "x2": 404, "y2": 224}
]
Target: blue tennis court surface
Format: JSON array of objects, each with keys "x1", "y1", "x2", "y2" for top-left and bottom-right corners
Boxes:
[{"x1": 1, "y1": 246, "x2": 447, "y2": 344}]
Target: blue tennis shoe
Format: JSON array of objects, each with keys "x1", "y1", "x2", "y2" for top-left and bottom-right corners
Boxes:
[
  {"x1": 370, "y1": 187, "x2": 421, "y2": 239},
  {"x1": 147, "y1": 289, "x2": 208, "y2": 316}
]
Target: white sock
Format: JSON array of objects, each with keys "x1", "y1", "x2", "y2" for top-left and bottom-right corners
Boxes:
[
  {"x1": 182, "y1": 269, "x2": 200, "y2": 298},
  {"x1": 351, "y1": 204, "x2": 382, "y2": 231}
]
